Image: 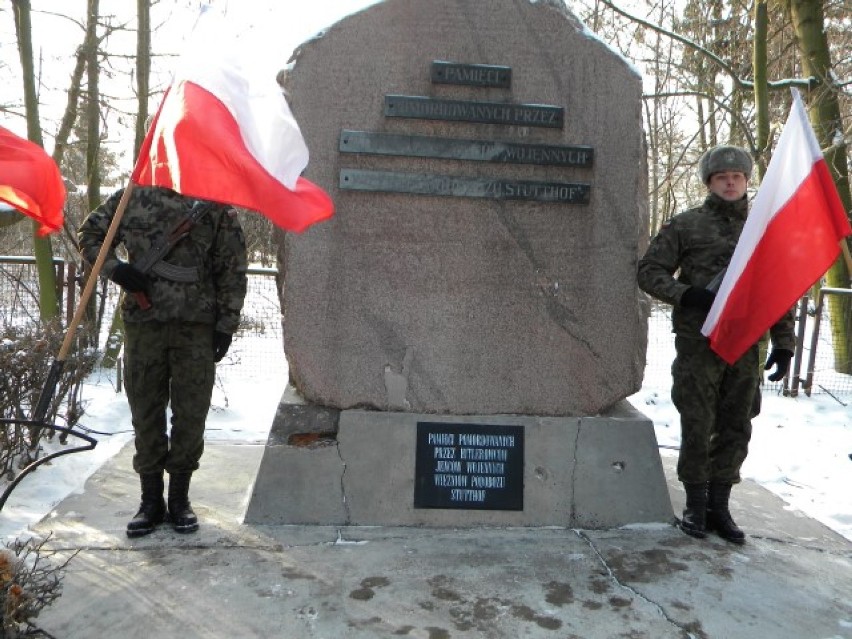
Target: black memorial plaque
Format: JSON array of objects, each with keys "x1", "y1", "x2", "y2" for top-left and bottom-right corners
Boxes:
[
  {"x1": 340, "y1": 169, "x2": 590, "y2": 204},
  {"x1": 340, "y1": 130, "x2": 593, "y2": 167},
  {"x1": 431, "y1": 61, "x2": 512, "y2": 88},
  {"x1": 414, "y1": 422, "x2": 524, "y2": 510},
  {"x1": 385, "y1": 95, "x2": 563, "y2": 128}
]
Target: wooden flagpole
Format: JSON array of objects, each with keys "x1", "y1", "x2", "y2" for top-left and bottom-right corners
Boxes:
[{"x1": 32, "y1": 182, "x2": 136, "y2": 422}]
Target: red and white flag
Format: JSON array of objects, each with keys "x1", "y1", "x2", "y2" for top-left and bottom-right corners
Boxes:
[
  {"x1": 702, "y1": 89, "x2": 852, "y2": 364},
  {"x1": 131, "y1": 7, "x2": 333, "y2": 233},
  {"x1": 0, "y1": 126, "x2": 65, "y2": 236}
]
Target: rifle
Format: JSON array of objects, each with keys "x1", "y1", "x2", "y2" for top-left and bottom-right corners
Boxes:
[
  {"x1": 131, "y1": 199, "x2": 215, "y2": 309},
  {"x1": 29, "y1": 195, "x2": 216, "y2": 428}
]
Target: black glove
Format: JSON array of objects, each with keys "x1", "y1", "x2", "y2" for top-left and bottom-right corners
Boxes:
[
  {"x1": 764, "y1": 348, "x2": 793, "y2": 382},
  {"x1": 213, "y1": 331, "x2": 232, "y2": 363},
  {"x1": 111, "y1": 263, "x2": 150, "y2": 294},
  {"x1": 680, "y1": 287, "x2": 716, "y2": 313}
]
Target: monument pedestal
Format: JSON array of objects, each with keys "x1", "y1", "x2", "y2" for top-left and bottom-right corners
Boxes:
[
  {"x1": 248, "y1": 0, "x2": 667, "y2": 531},
  {"x1": 244, "y1": 397, "x2": 674, "y2": 528}
]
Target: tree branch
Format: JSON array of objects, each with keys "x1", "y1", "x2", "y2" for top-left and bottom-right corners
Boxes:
[
  {"x1": 644, "y1": 91, "x2": 757, "y2": 150},
  {"x1": 599, "y1": 0, "x2": 816, "y2": 91}
]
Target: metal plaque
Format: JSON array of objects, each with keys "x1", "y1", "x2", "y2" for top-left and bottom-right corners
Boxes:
[
  {"x1": 414, "y1": 422, "x2": 524, "y2": 510},
  {"x1": 431, "y1": 61, "x2": 512, "y2": 88},
  {"x1": 339, "y1": 169, "x2": 590, "y2": 204},
  {"x1": 340, "y1": 130, "x2": 593, "y2": 167},
  {"x1": 384, "y1": 95, "x2": 563, "y2": 129}
]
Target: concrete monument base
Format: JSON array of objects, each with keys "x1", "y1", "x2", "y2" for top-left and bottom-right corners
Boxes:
[{"x1": 244, "y1": 394, "x2": 674, "y2": 528}]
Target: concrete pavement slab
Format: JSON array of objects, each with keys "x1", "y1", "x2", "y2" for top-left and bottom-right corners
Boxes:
[{"x1": 30, "y1": 442, "x2": 852, "y2": 639}]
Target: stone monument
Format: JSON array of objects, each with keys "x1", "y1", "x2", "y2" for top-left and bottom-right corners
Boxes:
[{"x1": 244, "y1": 0, "x2": 673, "y2": 527}]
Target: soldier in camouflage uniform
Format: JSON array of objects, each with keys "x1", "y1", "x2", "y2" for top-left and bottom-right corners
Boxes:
[
  {"x1": 638, "y1": 145, "x2": 795, "y2": 544},
  {"x1": 79, "y1": 186, "x2": 247, "y2": 537}
]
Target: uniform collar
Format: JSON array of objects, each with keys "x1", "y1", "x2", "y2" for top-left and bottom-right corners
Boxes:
[{"x1": 704, "y1": 192, "x2": 748, "y2": 219}]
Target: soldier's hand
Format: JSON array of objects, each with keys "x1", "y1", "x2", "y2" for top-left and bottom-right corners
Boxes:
[
  {"x1": 680, "y1": 287, "x2": 716, "y2": 312},
  {"x1": 213, "y1": 331, "x2": 232, "y2": 363},
  {"x1": 764, "y1": 348, "x2": 793, "y2": 382},
  {"x1": 111, "y1": 263, "x2": 151, "y2": 294}
]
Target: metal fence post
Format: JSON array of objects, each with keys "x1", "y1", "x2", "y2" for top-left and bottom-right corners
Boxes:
[
  {"x1": 789, "y1": 295, "x2": 808, "y2": 397},
  {"x1": 65, "y1": 262, "x2": 77, "y2": 326}
]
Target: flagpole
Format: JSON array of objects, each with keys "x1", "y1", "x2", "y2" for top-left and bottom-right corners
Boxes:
[
  {"x1": 58, "y1": 183, "x2": 135, "y2": 359},
  {"x1": 32, "y1": 182, "x2": 136, "y2": 423}
]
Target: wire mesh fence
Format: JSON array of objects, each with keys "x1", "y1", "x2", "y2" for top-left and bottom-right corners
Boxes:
[
  {"x1": 2, "y1": 256, "x2": 851, "y2": 398},
  {"x1": 92, "y1": 267, "x2": 288, "y2": 382},
  {"x1": 0, "y1": 257, "x2": 77, "y2": 328},
  {"x1": 644, "y1": 294, "x2": 852, "y2": 399},
  {"x1": 0, "y1": 258, "x2": 286, "y2": 382},
  {"x1": 796, "y1": 288, "x2": 852, "y2": 400},
  {"x1": 210, "y1": 267, "x2": 287, "y2": 381}
]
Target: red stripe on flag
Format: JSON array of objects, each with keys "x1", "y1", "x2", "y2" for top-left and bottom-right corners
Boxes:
[
  {"x1": 813, "y1": 159, "x2": 851, "y2": 239},
  {"x1": 132, "y1": 81, "x2": 333, "y2": 233},
  {"x1": 707, "y1": 162, "x2": 849, "y2": 363},
  {"x1": 0, "y1": 126, "x2": 65, "y2": 236}
]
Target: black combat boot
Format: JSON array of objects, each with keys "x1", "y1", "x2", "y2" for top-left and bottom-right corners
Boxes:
[
  {"x1": 679, "y1": 482, "x2": 708, "y2": 539},
  {"x1": 126, "y1": 472, "x2": 166, "y2": 538},
  {"x1": 167, "y1": 472, "x2": 199, "y2": 534},
  {"x1": 706, "y1": 481, "x2": 745, "y2": 544}
]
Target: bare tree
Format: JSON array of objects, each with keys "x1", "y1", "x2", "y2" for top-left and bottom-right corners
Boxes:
[
  {"x1": 588, "y1": 0, "x2": 851, "y2": 371},
  {"x1": 84, "y1": 0, "x2": 101, "y2": 215},
  {"x1": 786, "y1": 0, "x2": 852, "y2": 372},
  {"x1": 135, "y1": 0, "x2": 150, "y2": 157},
  {"x1": 10, "y1": 0, "x2": 60, "y2": 322}
]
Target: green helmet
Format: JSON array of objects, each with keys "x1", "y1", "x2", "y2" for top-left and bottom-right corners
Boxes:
[{"x1": 698, "y1": 145, "x2": 753, "y2": 184}]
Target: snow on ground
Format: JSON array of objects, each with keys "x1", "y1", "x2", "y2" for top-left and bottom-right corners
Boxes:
[
  {"x1": 633, "y1": 305, "x2": 852, "y2": 542},
  {"x1": 0, "y1": 362, "x2": 284, "y2": 543},
  {"x1": 1, "y1": 308, "x2": 850, "y2": 543}
]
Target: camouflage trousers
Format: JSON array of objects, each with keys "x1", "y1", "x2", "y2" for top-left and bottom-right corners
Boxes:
[
  {"x1": 123, "y1": 320, "x2": 215, "y2": 475},
  {"x1": 671, "y1": 336, "x2": 760, "y2": 484}
]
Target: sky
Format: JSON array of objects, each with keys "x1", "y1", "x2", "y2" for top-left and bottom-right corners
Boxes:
[
  {"x1": 1, "y1": 1, "x2": 382, "y2": 156},
  {"x1": 1, "y1": 304, "x2": 850, "y2": 544}
]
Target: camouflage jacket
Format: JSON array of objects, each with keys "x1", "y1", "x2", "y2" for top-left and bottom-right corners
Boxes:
[
  {"x1": 637, "y1": 193, "x2": 795, "y2": 349},
  {"x1": 78, "y1": 186, "x2": 248, "y2": 334}
]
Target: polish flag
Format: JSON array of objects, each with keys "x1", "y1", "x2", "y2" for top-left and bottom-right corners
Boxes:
[
  {"x1": 0, "y1": 126, "x2": 65, "y2": 236},
  {"x1": 131, "y1": 7, "x2": 333, "y2": 233},
  {"x1": 702, "y1": 89, "x2": 851, "y2": 364}
]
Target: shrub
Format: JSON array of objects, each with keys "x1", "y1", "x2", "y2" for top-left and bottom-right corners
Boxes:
[
  {"x1": 0, "y1": 534, "x2": 74, "y2": 638},
  {"x1": 0, "y1": 324, "x2": 97, "y2": 481}
]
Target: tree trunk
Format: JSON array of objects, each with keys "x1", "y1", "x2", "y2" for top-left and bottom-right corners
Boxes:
[
  {"x1": 52, "y1": 50, "x2": 86, "y2": 170},
  {"x1": 54, "y1": 47, "x2": 87, "y2": 249},
  {"x1": 752, "y1": 1, "x2": 770, "y2": 180},
  {"x1": 135, "y1": 0, "x2": 151, "y2": 157},
  {"x1": 788, "y1": 0, "x2": 852, "y2": 373},
  {"x1": 11, "y1": 0, "x2": 59, "y2": 322},
  {"x1": 102, "y1": 0, "x2": 153, "y2": 369},
  {"x1": 752, "y1": 1, "x2": 771, "y2": 370},
  {"x1": 85, "y1": 0, "x2": 101, "y2": 215},
  {"x1": 76, "y1": 0, "x2": 101, "y2": 350}
]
